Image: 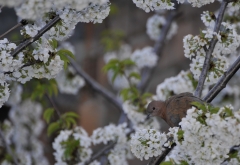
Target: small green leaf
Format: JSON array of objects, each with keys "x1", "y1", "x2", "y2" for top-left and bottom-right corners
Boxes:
[
  {"x1": 177, "y1": 130, "x2": 184, "y2": 142},
  {"x1": 63, "y1": 112, "x2": 79, "y2": 119},
  {"x1": 121, "y1": 59, "x2": 135, "y2": 66},
  {"x1": 43, "y1": 108, "x2": 54, "y2": 124},
  {"x1": 49, "y1": 39, "x2": 58, "y2": 49},
  {"x1": 47, "y1": 121, "x2": 60, "y2": 136},
  {"x1": 191, "y1": 101, "x2": 207, "y2": 112},
  {"x1": 160, "y1": 161, "x2": 173, "y2": 165},
  {"x1": 129, "y1": 72, "x2": 141, "y2": 80}
]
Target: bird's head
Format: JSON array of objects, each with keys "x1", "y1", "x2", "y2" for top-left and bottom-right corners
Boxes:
[{"x1": 146, "y1": 100, "x2": 164, "y2": 118}]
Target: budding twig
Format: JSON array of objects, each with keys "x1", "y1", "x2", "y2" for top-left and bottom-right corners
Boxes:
[
  {"x1": 11, "y1": 16, "x2": 61, "y2": 57},
  {"x1": 194, "y1": 0, "x2": 229, "y2": 98},
  {"x1": 0, "y1": 20, "x2": 28, "y2": 39}
]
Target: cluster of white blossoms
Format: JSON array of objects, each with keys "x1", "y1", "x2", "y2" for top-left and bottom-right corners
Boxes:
[
  {"x1": 130, "y1": 129, "x2": 167, "y2": 160},
  {"x1": 0, "y1": 100, "x2": 48, "y2": 165},
  {"x1": 176, "y1": 0, "x2": 215, "y2": 8},
  {"x1": 201, "y1": 11, "x2": 216, "y2": 29},
  {"x1": 91, "y1": 123, "x2": 129, "y2": 145},
  {"x1": 155, "y1": 71, "x2": 195, "y2": 101},
  {"x1": 165, "y1": 105, "x2": 240, "y2": 164},
  {"x1": 131, "y1": 47, "x2": 158, "y2": 69},
  {"x1": 146, "y1": 14, "x2": 178, "y2": 41},
  {"x1": 91, "y1": 123, "x2": 134, "y2": 164},
  {"x1": 56, "y1": 66, "x2": 85, "y2": 94},
  {"x1": 183, "y1": 16, "x2": 240, "y2": 85},
  {"x1": 12, "y1": 0, "x2": 110, "y2": 21},
  {"x1": 0, "y1": 78, "x2": 10, "y2": 108},
  {"x1": 122, "y1": 101, "x2": 160, "y2": 130},
  {"x1": 53, "y1": 127, "x2": 92, "y2": 164},
  {"x1": 132, "y1": 0, "x2": 175, "y2": 12},
  {"x1": 0, "y1": 38, "x2": 24, "y2": 72},
  {"x1": 105, "y1": 46, "x2": 158, "y2": 90}
]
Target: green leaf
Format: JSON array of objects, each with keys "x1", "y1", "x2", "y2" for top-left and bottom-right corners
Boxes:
[
  {"x1": 177, "y1": 130, "x2": 184, "y2": 142},
  {"x1": 191, "y1": 101, "x2": 207, "y2": 112},
  {"x1": 142, "y1": 93, "x2": 153, "y2": 99},
  {"x1": 129, "y1": 72, "x2": 141, "y2": 80},
  {"x1": 47, "y1": 121, "x2": 60, "y2": 136},
  {"x1": 57, "y1": 49, "x2": 75, "y2": 69},
  {"x1": 160, "y1": 161, "x2": 173, "y2": 165},
  {"x1": 49, "y1": 39, "x2": 58, "y2": 49},
  {"x1": 121, "y1": 59, "x2": 135, "y2": 66},
  {"x1": 61, "y1": 139, "x2": 80, "y2": 160},
  {"x1": 111, "y1": 71, "x2": 119, "y2": 83},
  {"x1": 63, "y1": 112, "x2": 79, "y2": 119},
  {"x1": 43, "y1": 108, "x2": 54, "y2": 124},
  {"x1": 209, "y1": 106, "x2": 220, "y2": 114}
]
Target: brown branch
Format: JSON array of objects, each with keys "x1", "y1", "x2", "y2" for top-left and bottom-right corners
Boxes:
[
  {"x1": 204, "y1": 55, "x2": 240, "y2": 102},
  {"x1": 194, "y1": 0, "x2": 229, "y2": 97},
  {"x1": 0, "y1": 20, "x2": 28, "y2": 39},
  {"x1": 137, "y1": 3, "x2": 180, "y2": 92},
  {"x1": 70, "y1": 59, "x2": 123, "y2": 112},
  {"x1": 11, "y1": 16, "x2": 61, "y2": 57}
]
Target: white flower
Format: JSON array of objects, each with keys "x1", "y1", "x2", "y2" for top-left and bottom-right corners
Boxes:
[
  {"x1": 146, "y1": 14, "x2": 178, "y2": 41},
  {"x1": 155, "y1": 70, "x2": 194, "y2": 100},
  {"x1": 132, "y1": 0, "x2": 175, "y2": 12},
  {"x1": 131, "y1": 47, "x2": 158, "y2": 69},
  {"x1": 201, "y1": 11, "x2": 215, "y2": 29},
  {"x1": 130, "y1": 129, "x2": 167, "y2": 160},
  {"x1": 53, "y1": 127, "x2": 92, "y2": 164}
]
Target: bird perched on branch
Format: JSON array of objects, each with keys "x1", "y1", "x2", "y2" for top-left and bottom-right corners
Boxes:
[{"x1": 146, "y1": 92, "x2": 204, "y2": 127}]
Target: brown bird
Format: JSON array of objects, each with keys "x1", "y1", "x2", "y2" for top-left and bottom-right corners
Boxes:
[{"x1": 146, "y1": 92, "x2": 204, "y2": 127}]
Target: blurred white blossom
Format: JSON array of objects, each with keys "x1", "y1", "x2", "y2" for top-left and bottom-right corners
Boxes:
[{"x1": 147, "y1": 14, "x2": 178, "y2": 41}]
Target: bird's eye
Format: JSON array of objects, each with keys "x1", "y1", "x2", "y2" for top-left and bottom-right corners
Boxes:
[{"x1": 152, "y1": 107, "x2": 155, "y2": 110}]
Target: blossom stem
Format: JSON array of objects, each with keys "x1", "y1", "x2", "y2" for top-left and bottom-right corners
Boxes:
[
  {"x1": 46, "y1": 94, "x2": 61, "y2": 118},
  {"x1": 194, "y1": 0, "x2": 229, "y2": 98},
  {"x1": 11, "y1": 16, "x2": 61, "y2": 57}
]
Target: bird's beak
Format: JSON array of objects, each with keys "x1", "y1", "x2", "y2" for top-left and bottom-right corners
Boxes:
[{"x1": 145, "y1": 113, "x2": 151, "y2": 120}]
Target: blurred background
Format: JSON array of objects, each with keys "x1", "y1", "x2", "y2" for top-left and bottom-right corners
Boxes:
[{"x1": 0, "y1": 0, "x2": 220, "y2": 164}]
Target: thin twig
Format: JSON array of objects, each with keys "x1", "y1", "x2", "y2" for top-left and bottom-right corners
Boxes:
[
  {"x1": 0, "y1": 20, "x2": 28, "y2": 39},
  {"x1": 70, "y1": 59, "x2": 123, "y2": 112},
  {"x1": 194, "y1": 0, "x2": 229, "y2": 97},
  {"x1": 204, "y1": 55, "x2": 240, "y2": 102},
  {"x1": 11, "y1": 16, "x2": 61, "y2": 57},
  {"x1": 137, "y1": 3, "x2": 180, "y2": 92},
  {"x1": 46, "y1": 94, "x2": 61, "y2": 118},
  {"x1": 0, "y1": 130, "x2": 18, "y2": 165}
]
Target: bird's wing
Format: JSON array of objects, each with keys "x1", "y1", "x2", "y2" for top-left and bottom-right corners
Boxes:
[{"x1": 165, "y1": 93, "x2": 204, "y2": 127}]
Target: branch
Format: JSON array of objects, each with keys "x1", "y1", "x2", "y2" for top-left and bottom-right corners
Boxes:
[
  {"x1": 0, "y1": 20, "x2": 28, "y2": 39},
  {"x1": 0, "y1": 130, "x2": 18, "y2": 165},
  {"x1": 11, "y1": 16, "x2": 61, "y2": 57},
  {"x1": 70, "y1": 59, "x2": 123, "y2": 112},
  {"x1": 85, "y1": 141, "x2": 116, "y2": 164},
  {"x1": 137, "y1": 3, "x2": 180, "y2": 92},
  {"x1": 204, "y1": 55, "x2": 240, "y2": 102},
  {"x1": 194, "y1": 0, "x2": 229, "y2": 97}
]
